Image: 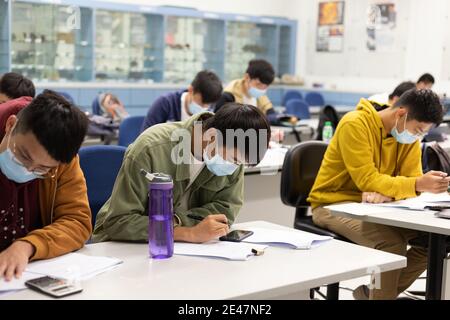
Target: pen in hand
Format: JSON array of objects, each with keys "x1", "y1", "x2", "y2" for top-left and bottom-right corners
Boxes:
[
  {"x1": 187, "y1": 214, "x2": 230, "y2": 227},
  {"x1": 186, "y1": 214, "x2": 205, "y2": 222}
]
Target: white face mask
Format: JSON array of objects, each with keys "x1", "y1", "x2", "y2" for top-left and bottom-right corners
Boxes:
[
  {"x1": 203, "y1": 144, "x2": 239, "y2": 177},
  {"x1": 390, "y1": 113, "x2": 426, "y2": 144}
]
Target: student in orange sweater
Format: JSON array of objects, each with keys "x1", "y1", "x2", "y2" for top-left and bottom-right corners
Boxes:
[
  {"x1": 0, "y1": 90, "x2": 91, "y2": 281},
  {"x1": 308, "y1": 89, "x2": 447, "y2": 300}
]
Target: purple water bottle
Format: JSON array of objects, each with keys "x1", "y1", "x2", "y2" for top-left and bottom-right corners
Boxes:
[{"x1": 142, "y1": 170, "x2": 174, "y2": 259}]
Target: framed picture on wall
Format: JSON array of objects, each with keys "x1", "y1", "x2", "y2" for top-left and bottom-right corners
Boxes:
[{"x1": 316, "y1": 1, "x2": 345, "y2": 52}]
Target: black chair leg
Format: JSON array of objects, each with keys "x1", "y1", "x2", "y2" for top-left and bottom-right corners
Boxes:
[
  {"x1": 293, "y1": 129, "x2": 302, "y2": 142},
  {"x1": 327, "y1": 283, "x2": 339, "y2": 300}
]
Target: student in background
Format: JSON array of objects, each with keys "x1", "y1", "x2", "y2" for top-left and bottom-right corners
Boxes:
[
  {"x1": 308, "y1": 89, "x2": 446, "y2": 300},
  {"x1": 141, "y1": 70, "x2": 223, "y2": 132},
  {"x1": 368, "y1": 81, "x2": 416, "y2": 107},
  {"x1": 0, "y1": 72, "x2": 35, "y2": 104},
  {"x1": 97, "y1": 93, "x2": 129, "y2": 123},
  {"x1": 0, "y1": 90, "x2": 91, "y2": 281},
  {"x1": 224, "y1": 59, "x2": 296, "y2": 125},
  {"x1": 93, "y1": 104, "x2": 270, "y2": 243},
  {"x1": 416, "y1": 73, "x2": 435, "y2": 90}
]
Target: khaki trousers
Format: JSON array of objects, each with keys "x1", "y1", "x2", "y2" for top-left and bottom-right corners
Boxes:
[{"x1": 312, "y1": 206, "x2": 428, "y2": 300}]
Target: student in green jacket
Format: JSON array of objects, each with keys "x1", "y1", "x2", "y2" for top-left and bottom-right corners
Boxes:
[{"x1": 93, "y1": 103, "x2": 271, "y2": 243}]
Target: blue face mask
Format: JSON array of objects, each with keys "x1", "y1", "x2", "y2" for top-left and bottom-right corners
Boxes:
[
  {"x1": 0, "y1": 148, "x2": 41, "y2": 183},
  {"x1": 203, "y1": 148, "x2": 239, "y2": 177},
  {"x1": 390, "y1": 114, "x2": 423, "y2": 144},
  {"x1": 188, "y1": 101, "x2": 205, "y2": 115},
  {"x1": 0, "y1": 126, "x2": 44, "y2": 183},
  {"x1": 248, "y1": 86, "x2": 267, "y2": 99}
]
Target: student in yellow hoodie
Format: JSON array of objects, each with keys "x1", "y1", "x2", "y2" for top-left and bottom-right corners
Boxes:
[{"x1": 308, "y1": 89, "x2": 447, "y2": 300}]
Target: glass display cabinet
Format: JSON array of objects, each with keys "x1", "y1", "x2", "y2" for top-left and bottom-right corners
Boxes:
[
  {"x1": 278, "y1": 25, "x2": 295, "y2": 77},
  {"x1": 225, "y1": 21, "x2": 278, "y2": 81},
  {"x1": 95, "y1": 9, "x2": 163, "y2": 82},
  {"x1": 0, "y1": 1, "x2": 10, "y2": 75},
  {"x1": 164, "y1": 15, "x2": 224, "y2": 83},
  {"x1": 10, "y1": 1, "x2": 93, "y2": 82},
  {"x1": 2, "y1": 0, "x2": 297, "y2": 83}
]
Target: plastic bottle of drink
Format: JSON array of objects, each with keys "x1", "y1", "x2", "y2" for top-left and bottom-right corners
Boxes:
[
  {"x1": 148, "y1": 174, "x2": 174, "y2": 259},
  {"x1": 322, "y1": 121, "x2": 334, "y2": 143}
]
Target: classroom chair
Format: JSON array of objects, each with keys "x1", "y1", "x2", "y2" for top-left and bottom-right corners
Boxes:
[
  {"x1": 286, "y1": 99, "x2": 311, "y2": 120},
  {"x1": 91, "y1": 96, "x2": 102, "y2": 116},
  {"x1": 282, "y1": 90, "x2": 303, "y2": 106},
  {"x1": 57, "y1": 91, "x2": 75, "y2": 104},
  {"x1": 280, "y1": 141, "x2": 352, "y2": 300},
  {"x1": 79, "y1": 145, "x2": 126, "y2": 225},
  {"x1": 305, "y1": 92, "x2": 325, "y2": 107},
  {"x1": 118, "y1": 115, "x2": 145, "y2": 147}
]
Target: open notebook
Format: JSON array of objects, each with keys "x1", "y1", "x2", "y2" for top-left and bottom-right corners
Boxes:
[
  {"x1": 242, "y1": 227, "x2": 332, "y2": 249},
  {"x1": 0, "y1": 253, "x2": 123, "y2": 292},
  {"x1": 174, "y1": 241, "x2": 268, "y2": 261}
]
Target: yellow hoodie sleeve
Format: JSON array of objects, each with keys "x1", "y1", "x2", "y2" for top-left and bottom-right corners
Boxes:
[{"x1": 338, "y1": 121, "x2": 419, "y2": 200}]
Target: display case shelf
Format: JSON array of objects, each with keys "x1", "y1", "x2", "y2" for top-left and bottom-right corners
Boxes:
[{"x1": 2, "y1": 0, "x2": 297, "y2": 83}]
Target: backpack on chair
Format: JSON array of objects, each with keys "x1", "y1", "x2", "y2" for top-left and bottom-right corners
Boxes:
[{"x1": 422, "y1": 142, "x2": 450, "y2": 175}]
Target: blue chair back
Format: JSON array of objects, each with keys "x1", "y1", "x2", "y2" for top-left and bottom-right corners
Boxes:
[
  {"x1": 286, "y1": 99, "x2": 311, "y2": 120},
  {"x1": 79, "y1": 145, "x2": 126, "y2": 225},
  {"x1": 305, "y1": 92, "x2": 325, "y2": 106},
  {"x1": 282, "y1": 90, "x2": 303, "y2": 106},
  {"x1": 92, "y1": 96, "x2": 102, "y2": 115},
  {"x1": 57, "y1": 91, "x2": 75, "y2": 104},
  {"x1": 118, "y1": 116, "x2": 145, "y2": 147}
]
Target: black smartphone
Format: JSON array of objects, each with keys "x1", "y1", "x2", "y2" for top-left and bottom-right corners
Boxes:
[{"x1": 219, "y1": 230, "x2": 254, "y2": 242}]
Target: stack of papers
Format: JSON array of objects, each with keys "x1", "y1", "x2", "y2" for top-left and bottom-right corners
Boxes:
[
  {"x1": 373, "y1": 192, "x2": 450, "y2": 211},
  {"x1": 0, "y1": 253, "x2": 122, "y2": 293},
  {"x1": 255, "y1": 147, "x2": 288, "y2": 169},
  {"x1": 174, "y1": 241, "x2": 268, "y2": 261},
  {"x1": 243, "y1": 227, "x2": 332, "y2": 249},
  {"x1": 326, "y1": 192, "x2": 450, "y2": 215},
  {"x1": 26, "y1": 253, "x2": 123, "y2": 280}
]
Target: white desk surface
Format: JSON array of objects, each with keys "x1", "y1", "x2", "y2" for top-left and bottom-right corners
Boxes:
[
  {"x1": 272, "y1": 119, "x2": 319, "y2": 134},
  {"x1": 3, "y1": 221, "x2": 405, "y2": 300},
  {"x1": 329, "y1": 204, "x2": 450, "y2": 236}
]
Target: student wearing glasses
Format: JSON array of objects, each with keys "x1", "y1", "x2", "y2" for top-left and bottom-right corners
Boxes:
[{"x1": 0, "y1": 90, "x2": 91, "y2": 281}]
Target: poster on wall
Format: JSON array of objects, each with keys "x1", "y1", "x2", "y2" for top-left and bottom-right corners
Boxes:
[
  {"x1": 366, "y1": 3, "x2": 396, "y2": 52},
  {"x1": 316, "y1": 1, "x2": 345, "y2": 52}
]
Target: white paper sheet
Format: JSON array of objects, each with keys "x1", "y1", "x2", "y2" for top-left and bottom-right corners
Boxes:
[
  {"x1": 0, "y1": 271, "x2": 41, "y2": 292},
  {"x1": 26, "y1": 253, "x2": 123, "y2": 280},
  {"x1": 243, "y1": 227, "x2": 332, "y2": 249},
  {"x1": 174, "y1": 241, "x2": 268, "y2": 261}
]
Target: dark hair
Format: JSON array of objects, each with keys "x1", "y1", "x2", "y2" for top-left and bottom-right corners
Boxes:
[
  {"x1": 394, "y1": 89, "x2": 443, "y2": 125},
  {"x1": 0, "y1": 72, "x2": 35, "y2": 99},
  {"x1": 246, "y1": 59, "x2": 275, "y2": 85},
  {"x1": 214, "y1": 92, "x2": 235, "y2": 113},
  {"x1": 388, "y1": 81, "x2": 416, "y2": 100},
  {"x1": 417, "y1": 73, "x2": 435, "y2": 85},
  {"x1": 15, "y1": 90, "x2": 88, "y2": 163},
  {"x1": 203, "y1": 103, "x2": 271, "y2": 166},
  {"x1": 191, "y1": 70, "x2": 223, "y2": 104}
]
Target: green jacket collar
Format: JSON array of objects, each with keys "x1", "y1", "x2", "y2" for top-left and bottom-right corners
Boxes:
[{"x1": 174, "y1": 112, "x2": 213, "y2": 182}]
